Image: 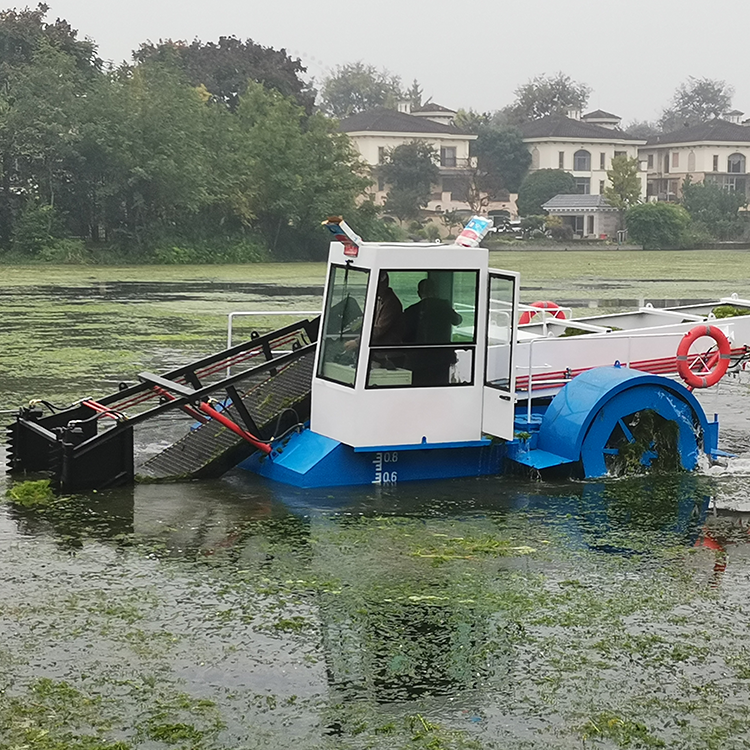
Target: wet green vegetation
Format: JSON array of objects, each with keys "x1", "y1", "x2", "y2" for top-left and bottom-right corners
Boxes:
[
  {"x1": 3, "y1": 255, "x2": 750, "y2": 748},
  {"x1": 3, "y1": 250, "x2": 750, "y2": 411},
  {"x1": 2, "y1": 472, "x2": 750, "y2": 748}
]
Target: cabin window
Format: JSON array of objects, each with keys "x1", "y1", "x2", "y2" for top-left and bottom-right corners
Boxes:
[
  {"x1": 365, "y1": 269, "x2": 478, "y2": 388},
  {"x1": 317, "y1": 265, "x2": 370, "y2": 387},
  {"x1": 485, "y1": 275, "x2": 515, "y2": 391}
]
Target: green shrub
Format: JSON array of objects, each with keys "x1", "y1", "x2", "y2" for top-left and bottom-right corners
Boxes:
[
  {"x1": 517, "y1": 169, "x2": 576, "y2": 216},
  {"x1": 11, "y1": 202, "x2": 58, "y2": 256},
  {"x1": 423, "y1": 222, "x2": 441, "y2": 241},
  {"x1": 38, "y1": 238, "x2": 90, "y2": 264},
  {"x1": 712, "y1": 305, "x2": 750, "y2": 318},
  {"x1": 546, "y1": 215, "x2": 574, "y2": 240},
  {"x1": 153, "y1": 238, "x2": 268, "y2": 264},
  {"x1": 625, "y1": 202, "x2": 691, "y2": 249}
]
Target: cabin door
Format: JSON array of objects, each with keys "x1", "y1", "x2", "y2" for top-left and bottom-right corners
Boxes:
[{"x1": 482, "y1": 270, "x2": 519, "y2": 440}]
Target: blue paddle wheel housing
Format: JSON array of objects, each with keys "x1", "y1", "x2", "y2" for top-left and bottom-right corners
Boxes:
[{"x1": 241, "y1": 366, "x2": 719, "y2": 487}]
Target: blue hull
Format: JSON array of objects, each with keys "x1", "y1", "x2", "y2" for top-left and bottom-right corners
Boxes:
[
  {"x1": 237, "y1": 368, "x2": 720, "y2": 488},
  {"x1": 239, "y1": 428, "x2": 505, "y2": 488}
]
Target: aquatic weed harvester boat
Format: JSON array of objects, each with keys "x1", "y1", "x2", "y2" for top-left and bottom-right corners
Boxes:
[{"x1": 7, "y1": 217, "x2": 750, "y2": 491}]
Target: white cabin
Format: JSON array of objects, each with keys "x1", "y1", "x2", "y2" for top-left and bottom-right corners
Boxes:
[{"x1": 310, "y1": 241, "x2": 519, "y2": 449}]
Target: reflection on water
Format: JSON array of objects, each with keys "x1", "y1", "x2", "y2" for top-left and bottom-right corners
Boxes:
[{"x1": 3, "y1": 471, "x2": 750, "y2": 747}]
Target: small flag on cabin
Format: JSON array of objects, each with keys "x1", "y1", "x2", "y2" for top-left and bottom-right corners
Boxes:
[
  {"x1": 456, "y1": 216, "x2": 492, "y2": 248},
  {"x1": 322, "y1": 216, "x2": 362, "y2": 256}
]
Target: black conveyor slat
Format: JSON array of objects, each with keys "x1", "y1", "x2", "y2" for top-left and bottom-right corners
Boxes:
[{"x1": 139, "y1": 352, "x2": 315, "y2": 481}]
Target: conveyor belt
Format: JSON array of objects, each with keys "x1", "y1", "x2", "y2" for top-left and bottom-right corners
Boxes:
[{"x1": 139, "y1": 352, "x2": 315, "y2": 480}]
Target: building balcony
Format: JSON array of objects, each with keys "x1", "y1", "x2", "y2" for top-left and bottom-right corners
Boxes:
[{"x1": 438, "y1": 157, "x2": 476, "y2": 172}]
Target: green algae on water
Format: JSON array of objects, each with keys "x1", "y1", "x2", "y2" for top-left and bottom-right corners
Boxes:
[{"x1": 6, "y1": 479, "x2": 55, "y2": 507}]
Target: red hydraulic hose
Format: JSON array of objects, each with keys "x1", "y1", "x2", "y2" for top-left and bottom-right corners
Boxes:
[
  {"x1": 150, "y1": 385, "x2": 208, "y2": 423},
  {"x1": 197, "y1": 401, "x2": 272, "y2": 454}
]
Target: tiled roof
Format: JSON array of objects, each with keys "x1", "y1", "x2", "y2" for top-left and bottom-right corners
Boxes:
[
  {"x1": 542, "y1": 194, "x2": 615, "y2": 210},
  {"x1": 338, "y1": 107, "x2": 469, "y2": 135},
  {"x1": 413, "y1": 102, "x2": 456, "y2": 114},
  {"x1": 646, "y1": 119, "x2": 750, "y2": 145},
  {"x1": 583, "y1": 109, "x2": 620, "y2": 120},
  {"x1": 521, "y1": 114, "x2": 642, "y2": 141}
]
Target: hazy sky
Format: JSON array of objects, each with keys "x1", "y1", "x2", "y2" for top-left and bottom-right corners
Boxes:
[{"x1": 39, "y1": 0, "x2": 750, "y2": 123}]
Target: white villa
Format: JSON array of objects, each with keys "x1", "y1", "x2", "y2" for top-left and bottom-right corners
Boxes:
[
  {"x1": 640, "y1": 119, "x2": 750, "y2": 202},
  {"x1": 339, "y1": 104, "x2": 517, "y2": 221},
  {"x1": 339, "y1": 101, "x2": 750, "y2": 239},
  {"x1": 520, "y1": 110, "x2": 647, "y2": 199}
]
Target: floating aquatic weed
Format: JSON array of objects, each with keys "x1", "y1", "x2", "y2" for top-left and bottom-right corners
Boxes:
[
  {"x1": 5, "y1": 478, "x2": 55, "y2": 507},
  {"x1": 581, "y1": 711, "x2": 666, "y2": 748}
]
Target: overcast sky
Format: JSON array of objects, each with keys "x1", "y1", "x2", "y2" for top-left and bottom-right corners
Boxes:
[{"x1": 38, "y1": 0, "x2": 750, "y2": 123}]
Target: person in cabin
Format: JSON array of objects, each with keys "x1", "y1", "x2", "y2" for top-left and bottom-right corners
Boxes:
[
  {"x1": 371, "y1": 270, "x2": 403, "y2": 345},
  {"x1": 342, "y1": 271, "x2": 403, "y2": 367},
  {"x1": 402, "y1": 278, "x2": 462, "y2": 386}
]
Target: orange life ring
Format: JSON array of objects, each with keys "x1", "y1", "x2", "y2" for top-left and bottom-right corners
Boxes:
[
  {"x1": 676, "y1": 325, "x2": 731, "y2": 388},
  {"x1": 519, "y1": 300, "x2": 566, "y2": 325}
]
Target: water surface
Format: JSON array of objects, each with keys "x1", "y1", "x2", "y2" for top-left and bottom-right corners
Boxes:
[{"x1": 3, "y1": 259, "x2": 750, "y2": 749}]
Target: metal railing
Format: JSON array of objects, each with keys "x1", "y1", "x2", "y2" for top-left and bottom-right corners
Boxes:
[
  {"x1": 226, "y1": 310, "x2": 321, "y2": 376},
  {"x1": 519, "y1": 328, "x2": 725, "y2": 423},
  {"x1": 227, "y1": 310, "x2": 322, "y2": 349}
]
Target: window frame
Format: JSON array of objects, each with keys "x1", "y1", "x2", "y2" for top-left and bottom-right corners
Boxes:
[
  {"x1": 574, "y1": 177, "x2": 591, "y2": 194},
  {"x1": 728, "y1": 153, "x2": 746, "y2": 174},
  {"x1": 364, "y1": 267, "x2": 481, "y2": 390},
  {"x1": 316, "y1": 263, "x2": 371, "y2": 389},
  {"x1": 440, "y1": 146, "x2": 457, "y2": 168},
  {"x1": 574, "y1": 149, "x2": 591, "y2": 171},
  {"x1": 484, "y1": 272, "x2": 517, "y2": 392}
]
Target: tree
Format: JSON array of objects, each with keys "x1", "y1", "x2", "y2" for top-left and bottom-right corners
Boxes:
[
  {"x1": 379, "y1": 141, "x2": 439, "y2": 222},
  {"x1": 625, "y1": 120, "x2": 660, "y2": 138},
  {"x1": 319, "y1": 62, "x2": 404, "y2": 118},
  {"x1": 405, "y1": 79, "x2": 423, "y2": 110},
  {"x1": 134, "y1": 36, "x2": 315, "y2": 113},
  {"x1": 453, "y1": 108, "x2": 491, "y2": 133},
  {"x1": 0, "y1": 3, "x2": 101, "y2": 89},
  {"x1": 455, "y1": 126, "x2": 531, "y2": 212},
  {"x1": 681, "y1": 178, "x2": 746, "y2": 240},
  {"x1": 605, "y1": 155, "x2": 642, "y2": 228},
  {"x1": 516, "y1": 169, "x2": 576, "y2": 217},
  {"x1": 659, "y1": 77, "x2": 734, "y2": 132},
  {"x1": 223, "y1": 81, "x2": 369, "y2": 257},
  {"x1": 473, "y1": 126, "x2": 531, "y2": 194},
  {"x1": 76, "y1": 61, "x2": 212, "y2": 249},
  {"x1": 0, "y1": 4, "x2": 103, "y2": 246},
  {"x1": 625, "y1": 202, "x2": 691, "y2": 249},
  {"x1": 440, "y1": 209, "x2": 465, "y2": 235},
  {"x1": 507, "y1": 72, "x2": 591, "y2": 123}
]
